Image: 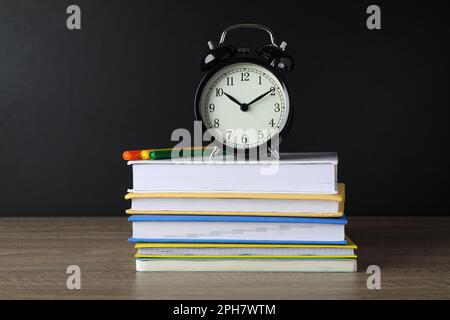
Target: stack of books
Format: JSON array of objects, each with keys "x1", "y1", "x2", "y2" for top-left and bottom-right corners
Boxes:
[{"x1": 123, "y1": 150, "x2": 357, "y2": 272}]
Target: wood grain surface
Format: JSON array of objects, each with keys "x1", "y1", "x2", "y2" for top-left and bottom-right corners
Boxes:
[{"x1": 0, "y1": 217, "x2": 449, "y2": 299}]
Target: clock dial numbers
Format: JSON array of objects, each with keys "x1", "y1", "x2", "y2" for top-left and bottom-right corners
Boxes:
[
  {"x1": 215, "y1": 88, "x2": 223, "y2": 97},
  {"x1": 199, "y1": 62, "x2": 289, "y2": 149},
  {"x1": 240, "y1": 72, "x2": 250, "y2": 81}
]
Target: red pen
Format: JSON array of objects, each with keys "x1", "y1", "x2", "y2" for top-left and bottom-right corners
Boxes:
[{"x1": 122, "y1": 149, "x2": 149, "y2": 161}]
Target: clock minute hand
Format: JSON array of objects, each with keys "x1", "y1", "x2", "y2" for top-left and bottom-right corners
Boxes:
[
  {"x1": 223, "y1": 92, "x2": 243, "y2": 107},
  {"x1": 246, "y1": 89, "x2": 272, "y2": 108}
]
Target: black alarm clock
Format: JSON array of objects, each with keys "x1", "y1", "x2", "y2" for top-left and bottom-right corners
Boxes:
[{"x1": 194, "y1": 24, "x2": 294, "y2": 157}]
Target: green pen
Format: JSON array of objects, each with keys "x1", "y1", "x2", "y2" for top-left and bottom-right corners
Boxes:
[{"x1": 149, "y1": 147, "x2": 214, "y2": 160}]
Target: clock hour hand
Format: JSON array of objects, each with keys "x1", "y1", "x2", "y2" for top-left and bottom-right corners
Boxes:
[
  {"x1": 246, "y1": 89, "x2": 273, "y2": 108},
  {"x1": 223, "y1": 92, "x2": 244, "y2": 108}
]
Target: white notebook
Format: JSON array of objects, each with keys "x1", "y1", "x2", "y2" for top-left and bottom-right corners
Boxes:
[
  {"x1": 128, "y1": 152, "x2": 338, "y2": 194},
  {"x1": 136, "y1": 259, "x2": 357, "y2": 272}
]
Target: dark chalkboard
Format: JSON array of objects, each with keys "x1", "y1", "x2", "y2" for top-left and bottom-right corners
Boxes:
[{"x1": 0, "y1": 0, "x2": 449, "y2": 216}]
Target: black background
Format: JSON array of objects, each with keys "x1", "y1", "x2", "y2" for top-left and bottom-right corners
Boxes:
[{"x1": 0, "y1": 0, "x2": 449, "y2": 216}]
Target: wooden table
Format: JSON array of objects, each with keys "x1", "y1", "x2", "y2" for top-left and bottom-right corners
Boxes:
[{"x1": 0, "y1": 217, "x2": 449, "y2": 299}]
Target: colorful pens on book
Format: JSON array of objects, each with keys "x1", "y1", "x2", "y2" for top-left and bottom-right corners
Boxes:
[{"x1": 123, "y1": 146, "x2": 209, "y2": 161}]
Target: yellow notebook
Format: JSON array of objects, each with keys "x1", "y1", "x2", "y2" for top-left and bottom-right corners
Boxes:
[
  {"x1": 126, "y1": 183, "x2": 345, "y2": 217},
  {"x1": 134, "y1": 238, "x2": 357, "y2": 259},
  {"x1": 134, "y1": 254, "x2": 357, "y2": 259},
  {"x1": 135, "y1": 237, "x2": 357, "y2": 249}
]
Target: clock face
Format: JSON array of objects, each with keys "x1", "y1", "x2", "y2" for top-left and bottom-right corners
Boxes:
[{"x1": 198, "y1": 62, "x2": 290, "y2": 149}]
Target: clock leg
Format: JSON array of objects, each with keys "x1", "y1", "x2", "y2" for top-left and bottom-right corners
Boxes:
[
  {"x1": 208, "y1": 146, "x2": 221, "y2": 159},
  {"x1": 268, "y1": 147, "x2": 280, "y2": 160}
]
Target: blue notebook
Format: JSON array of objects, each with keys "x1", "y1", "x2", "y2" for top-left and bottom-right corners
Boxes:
[
  {"x1": 128, "y1": 215, "x2": 347, "y2": 244},
  {"x1": 128, "y1": 215, "x2": 347, "y2": 224}
]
